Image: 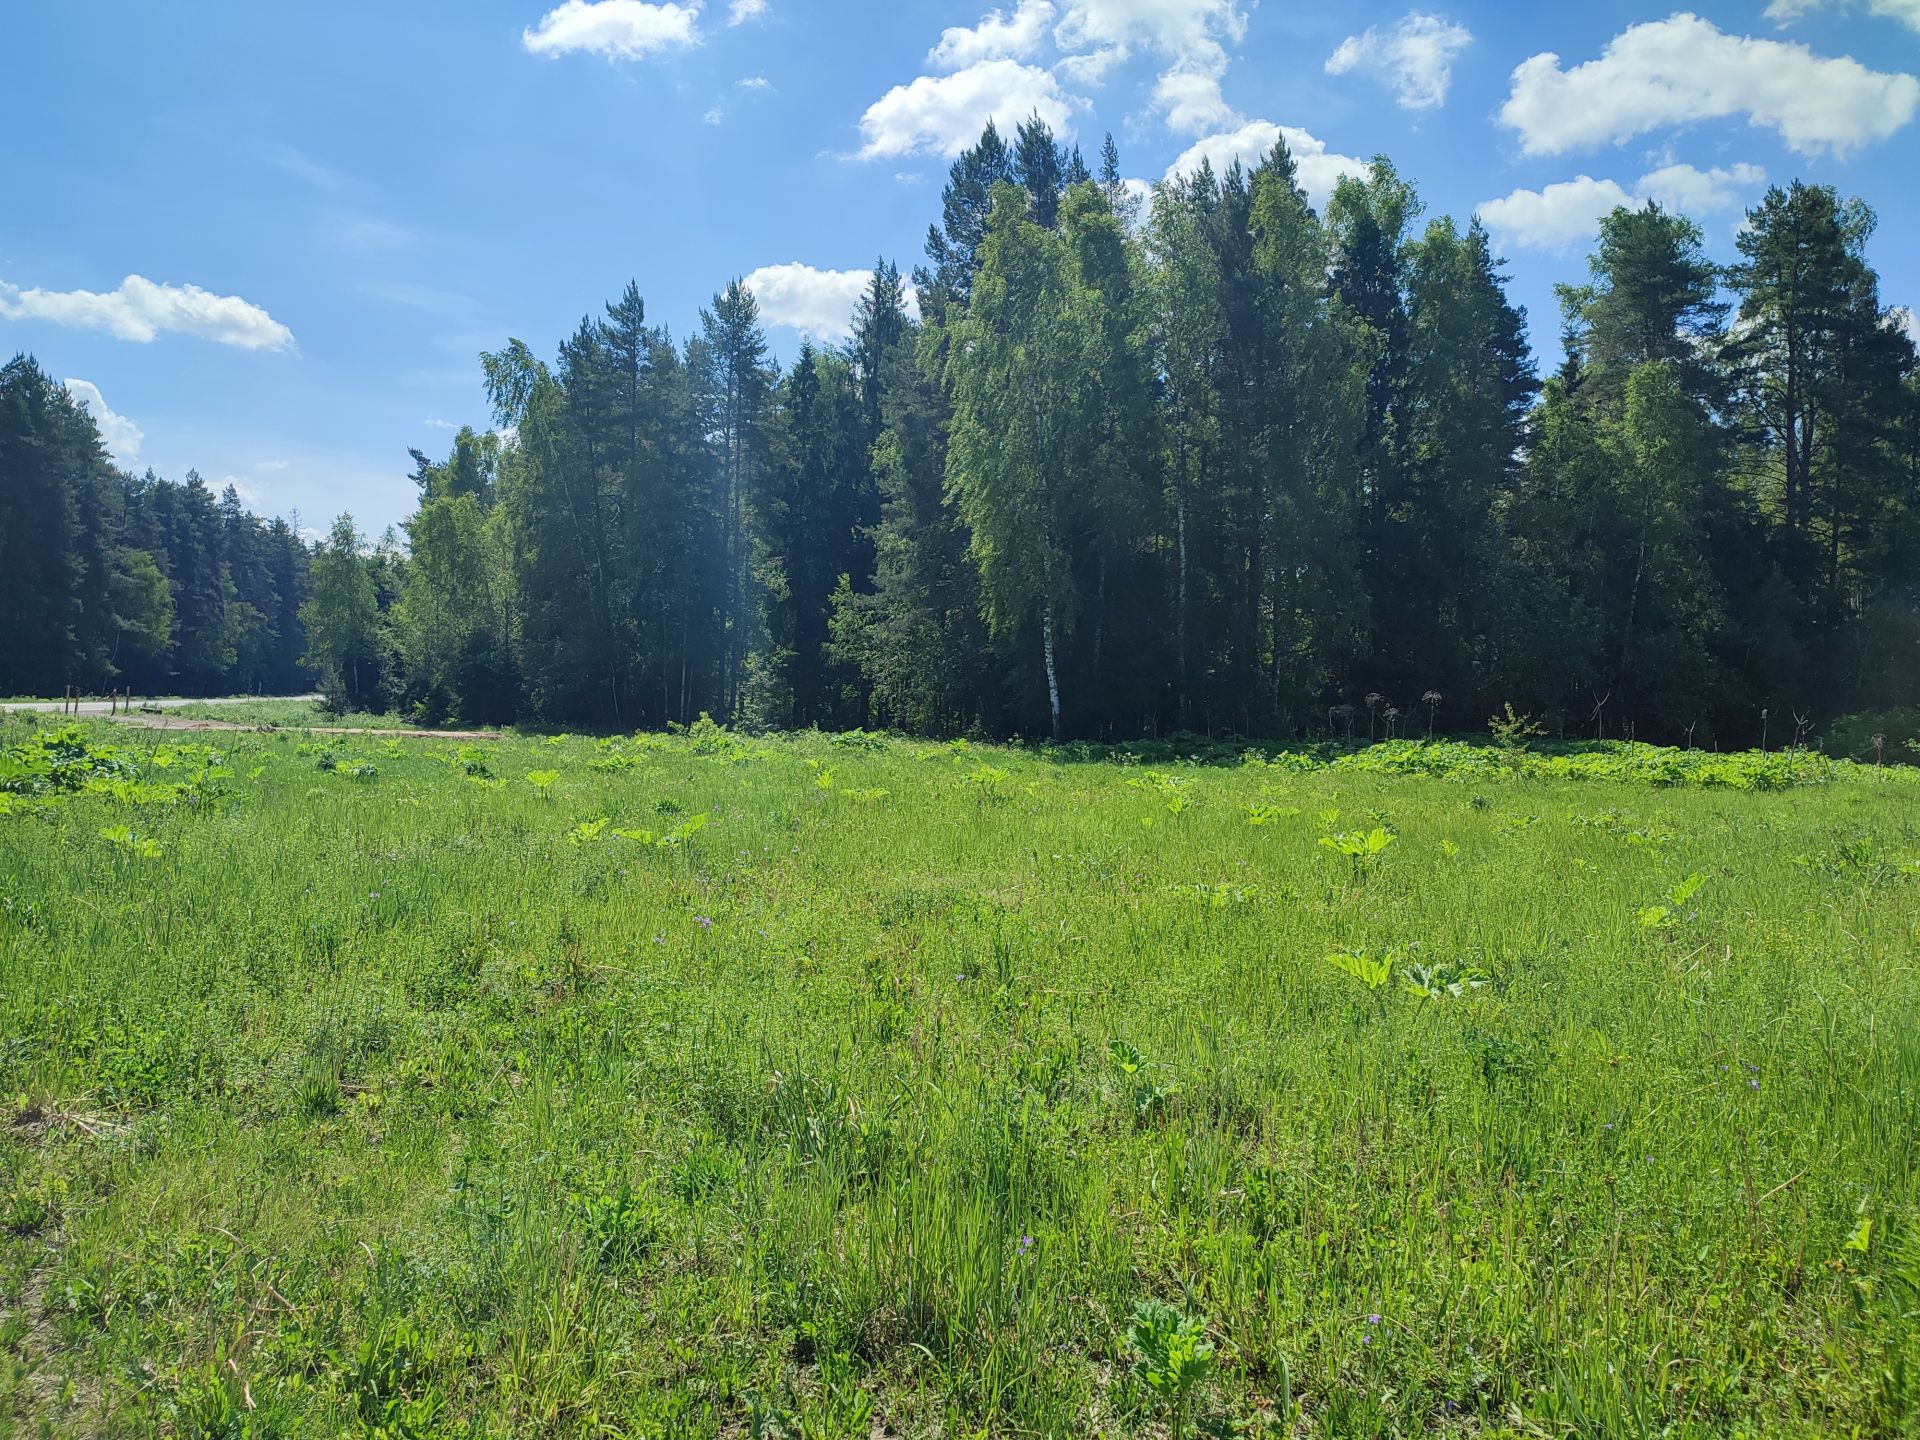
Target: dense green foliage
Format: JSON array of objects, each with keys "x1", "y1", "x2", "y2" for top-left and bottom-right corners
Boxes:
[
  {"x1": 0, "y1": 357, "x2": 310, "y2": 698},
  {"x1": 5, "y1": 122, "x2": 1917, "y2": 751},
  {"x1": 364, "y1": 126, "x2": 1916, "y2": 744},
  {"x1": 4, "y1": 715, "x2": 1920, "y2": 1436}
]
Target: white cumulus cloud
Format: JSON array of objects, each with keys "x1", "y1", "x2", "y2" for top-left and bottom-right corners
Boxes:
[
  {"x1": 1499, "y1": 14, "x2": 1919, "y2": 157},
  {"x1": 1325, "y1": 12, "x2": 1473, "y2": 110},
  {"x1": 1637, "y1": 160, "x2": 1767, "y2": 213},
  {"x1": 741, "y1": 263, "x2": 920, "y2": 343},
  {"x1": 1477, "y1": 162, "x2": 1768, "y2": 251},
  {"x1": 1165, "y1": 121, "x2": 1368, "y2": 210},
  {"x1": 1053, "y1": 0, "x2": 1248, "y2": 133},
  {"x1": 1052, "y1": 0, "x2": 1246, "y2": 68},
  {"x1": 728, "y1": 0, "x2": 767, "y2": 23},
  {"x1": 857, "y1": 58, "x2": 1080, "y2": 159},
  {"x1": 1153, "y1": 67, "x2": 1237, "y2": 134},
  {"x1": 930, "y1": 2, "x2": 1056, "y2": 69},
  {"x1": 522, "y1": 0, "x2": 701, "y2": 59},
  {"x1": 62, "y1": 379, "x2": 144, "y2": 467},
  {"x1": 1476, "y1": 177, "x2": 1636, "y2": 252},
  {"x1": 1, "y1": 274, "x2": 294, "y2": 350}
]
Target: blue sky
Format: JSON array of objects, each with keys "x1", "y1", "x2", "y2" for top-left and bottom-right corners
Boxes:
[{"x1": 4, "y1": 1, "x2": 1917, "y2": 535}]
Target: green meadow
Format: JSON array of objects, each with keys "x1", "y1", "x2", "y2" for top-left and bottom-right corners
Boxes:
[{"x1": 3, "y1": 717, "x2": 1919, "y2": 1438}]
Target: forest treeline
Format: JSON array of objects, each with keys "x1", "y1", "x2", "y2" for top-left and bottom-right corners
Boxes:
[
  {"x1": 5, "y1": 120, "x2": 1917, "y2": 744},
  {"x1": 0, "y1": 361, "x2": 309, "y2": 699}
]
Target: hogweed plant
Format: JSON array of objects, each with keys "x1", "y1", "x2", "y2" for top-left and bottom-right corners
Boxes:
[
  {"x1": 1320, "y1": 826, "x2": 1397, "y2": 887},
  {"x1": 1109, "y1": 1039, "x2": 1178, "y2": 1121},
  {"x1": 1125, "y1": 1298, "x2": 1217, "y2": 1440},
  {"x1": 963, "y1": 764, "x2": 1009, "y2": 800},
  {"x1": 1326, "y1": 948, "x2": 1395, "y2": 993},
  {"x1": 1401, "y1": 958, "x2": 1490, "y2": 1000},
  {"x1": 1637, "y1": 873, "x2": 1706, "y2": 931},
  {"x1": 612, "y1": 812, "x2": 711, "y2": 850},
  {"x1": 98, "y1": 825, "x2": 162, "y2": 858},
  {"x1": 1128, "y1": 769, "x2": 1196, "y2": 815},
  {"x1": 1244, "y1": 801, "x2": 1298, "y2": 826}
]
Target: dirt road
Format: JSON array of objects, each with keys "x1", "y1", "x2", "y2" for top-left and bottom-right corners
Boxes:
[
  {"x1": 2, "y1": 695, "x2": 503, "y2": 740},
  {"x1": 0, "y1": 694, "x2": 321, "y2": 717}
]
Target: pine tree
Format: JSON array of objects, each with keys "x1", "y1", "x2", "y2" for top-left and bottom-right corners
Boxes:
[
  {"x1": 1560, "y1": 203, "x2": 1725, "y2": 407},
  {"x1": 698, "y1": 280, "x2": 778, "y2": 721},
  {"x1": 1013, "y1": 115, "x2": 1066, "y2": 230},
  {"x1": 1384, "y1": 218, "x2": 1536, "y2": 711},
  {"x1": 1726, "y1": 183, "x2": 1914, "y2": 691},
  {"x1": 918, "y1": 122, "x2": 1015, "y2": 320},
  {"x1": 0, "y1": 357, "x2": 83, "y2": 694},
  {"x1": 1247, "y1": 141, "x2": 1370, "y2": 727},
  {"x1": 850, "y1": 259, "x2": 910, "y2": 446},
  {"x1": 1097, "y1": 133, "x2": 1140, "y2": 230}
]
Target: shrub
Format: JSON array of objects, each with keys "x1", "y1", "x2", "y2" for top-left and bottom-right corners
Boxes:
[{"x1": 1824, "y1": 708, "x2": 1920, "y2": 766}]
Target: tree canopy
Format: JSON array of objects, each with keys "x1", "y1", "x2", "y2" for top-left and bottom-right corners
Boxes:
[{"x1": 5, "y1": 132, "x2": 1916, "y2": 746}]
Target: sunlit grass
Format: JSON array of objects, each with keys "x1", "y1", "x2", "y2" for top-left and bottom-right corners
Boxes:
[{"x1": 3, "y1": 716, "x2": 1918, "y2": 1437}]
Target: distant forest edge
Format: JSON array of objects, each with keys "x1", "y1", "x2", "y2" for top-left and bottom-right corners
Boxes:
[{"x1": 4, "y1": 120, "x2": 1918, "y2": 752}]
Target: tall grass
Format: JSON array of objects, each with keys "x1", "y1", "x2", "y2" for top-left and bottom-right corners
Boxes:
[{"x1": 2, "y1": 718, "x2": 1918, "y2": 1436}]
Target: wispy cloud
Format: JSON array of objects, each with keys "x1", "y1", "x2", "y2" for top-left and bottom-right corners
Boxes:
[
  {"x1": 220, "y1": 474, "x2": 266, "y2": 508},
  {"x1": 325, "y1": 212, "x2": 416, "y2": 256},
  {"x1": 1326, "y1": 12, "x2": 1472, "y2": 110}
]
